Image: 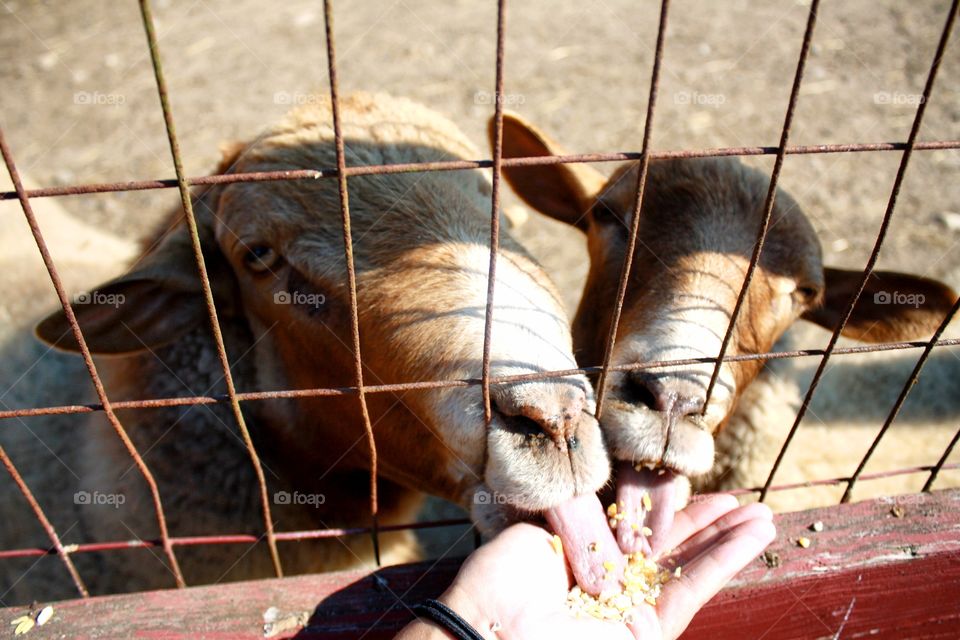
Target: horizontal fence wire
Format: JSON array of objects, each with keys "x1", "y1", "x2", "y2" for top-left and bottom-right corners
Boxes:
[
  {"x1": 0, "y1": 0, "x2": 957, "y2": 581},
  {"x1": 2, "y1": 461, "x2": 955, "y2": 561},
  {"x1": 3, "y1": 141, "x2": 960, "y2": 203},
  {"x1": 0, "y1": 339, "x2": 957, "y2": 422}
]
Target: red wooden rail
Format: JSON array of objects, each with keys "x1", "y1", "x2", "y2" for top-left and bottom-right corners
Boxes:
[{"x1": 3, "y1": 489, "x2": 958, "y2": 639}]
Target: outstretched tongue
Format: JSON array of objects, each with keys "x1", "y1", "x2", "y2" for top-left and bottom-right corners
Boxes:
[
  {"x1": 545, "y1": 493, "x2": 625, "y2": 597},
  {"x1": 615, "y1": 461, "x2": 678, "y2": 557}
]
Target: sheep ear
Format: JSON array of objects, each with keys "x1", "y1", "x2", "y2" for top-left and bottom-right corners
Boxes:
[
  {"x1": 801, "y1": 267, "x2": 958, "y2": 343},
  {"x1": 490, "y1": 113, "x2": 606, "y2": 231},
  {"x1": 35, "y1": 228, "x2": 227, "y2": 355},
  {"x1": 217, "y1": 140, "x2": 248, "y2": 174}
]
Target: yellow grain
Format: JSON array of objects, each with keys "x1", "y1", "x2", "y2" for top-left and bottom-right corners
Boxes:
[
  {"x1": 550, "y1": 534, "x2": 563, "y2": 555},
  {"x1": 566, "y1": 550, "x2": 677, "y2": 620},
  {"x1": 641, "y1": 492, "x2": 652, "y2": 511}
]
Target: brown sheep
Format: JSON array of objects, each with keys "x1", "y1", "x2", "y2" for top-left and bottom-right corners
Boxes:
[
  {"x1": 1, "y1": 94, "x2": 611, "y2": 603},
  {"x1": 492, "y1": 113, "x2": 957, "y2": 552}
]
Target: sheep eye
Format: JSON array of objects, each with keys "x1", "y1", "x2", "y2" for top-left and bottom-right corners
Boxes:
[
  {"x1": 796, "y1": 285, "x2": 821, "y2": 303},
  {"x1": 591, "y1": 202, "x2": 626, "y2": 226},
  {"x1": 243, "y1": 244, "x2": 279, "y2": 273}
]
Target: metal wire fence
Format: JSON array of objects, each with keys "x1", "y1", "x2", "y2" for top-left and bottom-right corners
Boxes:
[{"x1": 0, "y1": 0, "x2": 958, "y2": 600}]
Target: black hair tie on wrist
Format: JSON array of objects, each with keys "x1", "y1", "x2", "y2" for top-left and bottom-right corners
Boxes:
[{"x1": 412, "y1": 599, "x2": 488, "y2": 640}]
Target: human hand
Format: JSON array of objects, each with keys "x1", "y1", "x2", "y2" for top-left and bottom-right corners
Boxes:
[{"x1": 397, "y1": 494, "x2": 775, "y2": 639}]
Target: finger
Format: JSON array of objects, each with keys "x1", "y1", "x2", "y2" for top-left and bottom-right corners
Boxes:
[
  {"x1": 661, "y1": 502, "x2": 773, "y2": 568},
  {"x1": 657, "y1": 493, "x2": 741, "y2": 554},
  {"x1": 656, "y1": 517, "x2": 776, "y2": 639},
  {"x1": 625, "y1": 603, "x2": 663, "y2": 639}
]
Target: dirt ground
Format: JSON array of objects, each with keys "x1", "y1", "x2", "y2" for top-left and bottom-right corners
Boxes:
[{"x1": 1, "y1": 0, "x2": 958, "y2": 561}]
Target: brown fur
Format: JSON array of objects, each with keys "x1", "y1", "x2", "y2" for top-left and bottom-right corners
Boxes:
[
  {"x1": 493, "y1": 113, "x2": 957, "y2": 481},
  {"x1": 17, "y1": 95, "x2": 611, "y2": 601}
]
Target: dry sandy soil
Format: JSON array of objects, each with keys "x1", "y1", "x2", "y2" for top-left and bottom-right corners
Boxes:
[{"x1": 1, "y1": 0, "x2": 958, "y2": 562}]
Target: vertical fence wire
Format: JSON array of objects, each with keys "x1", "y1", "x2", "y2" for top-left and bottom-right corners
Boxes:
[
  {"x1": 760, "y1": 0, "x2": 959, "y2": 503},
  {"x1": 476, "y1": 0, "x2": 510, "y2": 552},
  {"x1": 481, "y1": 0, "x2": 508, "y2": 426},
  {"x1": 594, "y1": 0, "x2": 670, "y2": 418},
  {"x1": 701, "y1": 0, "x2": 820, "y2": 410},
  {"x1": 322, "y1": 0, "x2": 381, "y2": 566},
  {"x1": 842, "y1": 296, "x2": 960, "y2": 501},
  {"x1": 0, "y1": 444, "x2": 88, "y2": 597},
  {"x1": 924, "y1": 423, "x2": 960, "y2": 493},
  {"x1": 0, "y1": 125, "x2": 186, "y2": 587},
  {"x1": 137, "y1": 0, "x2": 282, "y2": 577}
]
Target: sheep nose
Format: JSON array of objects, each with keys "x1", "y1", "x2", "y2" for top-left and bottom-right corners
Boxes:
[
  {"x1": 625, "y1": 371, "x2": 705, "y2": 426},
  {"x1": 492, "y1": 384, "x2": 586, "y2": 452}
]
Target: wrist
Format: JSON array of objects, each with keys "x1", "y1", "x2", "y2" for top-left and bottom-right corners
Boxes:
[
  {"x1": 439, "y1": 582, "x2": 497, "y2": 639},
  {"x1": 395, "y1": 584, "x2": 497, "y2": 640}
]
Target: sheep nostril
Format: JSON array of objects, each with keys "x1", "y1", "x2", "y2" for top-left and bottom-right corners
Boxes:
[
  {"x1": 623, "y1": 372, "x2": 663, "y2": 412},
  {"x1": 495, "y1": 412, "x2": 543, "y2": 437},
  {"x1": 673, "y1": 394, "x2": 705, "y2": 420},
  {"x1": 624, "y1": 372, "x2": 705, "y2": 422},
  {"x1": 492, "y1": 399, "x2": 569, "y2": 451}
]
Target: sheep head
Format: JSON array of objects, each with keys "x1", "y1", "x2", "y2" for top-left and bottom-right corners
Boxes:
[
  {"x1": 34, "y1": 94, "x2": 610, "y2": 538},
  {"x1": 494, "y1": 113, "x2": 958, "y2": 490}
]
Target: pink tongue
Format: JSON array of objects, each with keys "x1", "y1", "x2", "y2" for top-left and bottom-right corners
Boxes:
[
  {"x1": 615, "y1": 461, "x2": 677, "y2": 557},
  {"x1": 545, "y1": 493, "x2": 625, "y2": 597}
]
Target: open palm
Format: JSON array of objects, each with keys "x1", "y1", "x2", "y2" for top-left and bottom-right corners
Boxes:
[{"x1": 419, "y1": 495, "x2": 775, "y2": 640}]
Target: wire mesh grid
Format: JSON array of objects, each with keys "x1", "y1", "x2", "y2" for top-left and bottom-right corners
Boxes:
[{"x1": 0, "y1": 0, "x2": 958, "y2": 599}]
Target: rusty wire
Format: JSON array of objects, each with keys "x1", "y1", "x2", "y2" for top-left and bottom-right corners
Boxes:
[
  {"x1": 322, "y1": 0, "x2": 381, "y2": 567},
  {"x1": 842, "y1": 296, "x2": 960, "y2": 502},
  {"x1": 482, "y1": 0, "x2": 509, "y2": 432},
  {"x1": 137, "y1": 0, "x2": 283, "y2": 578},
  {"x1": 5, "y1": 141, "x2": 960, "y2": 204},
  {"x1": 0, "y1": 125, "x2": 186, "y2": 588},
  {"x1": 0, "y1": 0, "x2": 958, "y2": 579},
  {"x1": 3, "y1": 460, "x2": 956, "y2": 562},
  {"x1": 594, "y1": 0, "x2": 671, "y2": 418},
  {"x1": 702, "y1": 0, "x2": 819, "y2": 410},
  {"x1": 0, "y1": 338, "x2": 957, "y2": 422},
  {"x1": 924, "y1": 426, "x2": 960, "y2": 493},
  {"x1": 760, "y1": 0, "x2": 959, "y2": 503},
  {"x1": 0, "y1": 444, "x2": 88, "y2": 596}
]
